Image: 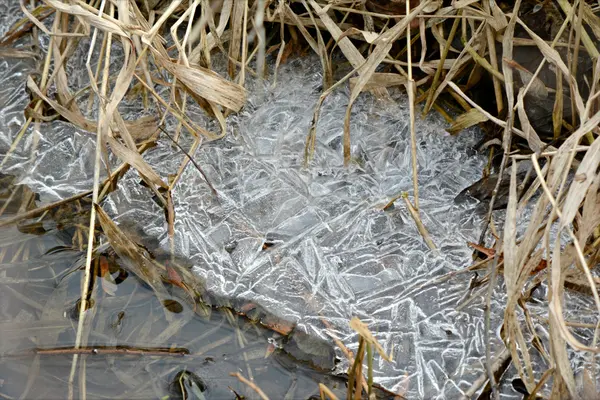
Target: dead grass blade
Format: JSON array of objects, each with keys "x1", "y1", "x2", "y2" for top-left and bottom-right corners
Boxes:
[
  {"x1": 318, "y1": 383, "x2": 339, "y2": 400},
  {"x1": 307, "y1": 0, "x2": 390, "y2": 100},
  {"x1": 516, "y1": 18, "x2": 585, "y2": 117},
  {"x1": 227, "y1": 0, "x2": 246, "y2": 78},
  {"x1": 349, "y1": 317, "x2": 392, "y2": 362},
  {"x1": 341, "y1": 0, "x2": 432, "y2": 164},
  {"x1": 423, "y1": 9, "x2": 461, "y2": 114},
  {"x1": 424, "y1": 22, "x2": 482, "y2": 116},
  {"x1": 105, "y1": 136, "x2": 168, "y2": 190},
  {"x1": 230, "y1": 372, "x2": 270, "y2": 400},
  {"x1": 515, "y1": 89, "x2": 545, "y2": 153},
  {"x1": 402, "y1": 194, "x2": 437, "y2": 252},
  {"x1": 560, "y1": 137, "x2": 600, "y2": 226},
  {"x1": 349, "y1": 73, "x2": 407, "y2": 91},
  {"x1": 162, "y1": 59, "x2": 247, "y2": 112},
  {"x1": 44, "y1": 0, "x2": 130, "y2": 38},
  {"x1": 94, "y1": 205, "x2": 171, "y2": 304},
  {"x1": 10, "y1": 0, "x2": 600, "y2": 397},
  {"x1": 447, "y1": 108, "x2": 488, "y2": 135}
]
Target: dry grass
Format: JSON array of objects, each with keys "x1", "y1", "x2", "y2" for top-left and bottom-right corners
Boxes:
[{"x1": 2, "y1": 0, "x2": 600, "y2": 398}]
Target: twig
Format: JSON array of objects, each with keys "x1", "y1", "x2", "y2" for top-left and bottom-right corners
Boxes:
[
  {"x1": 230, "y1": 372, "x2": 270, "y2": 400},
  {"x1": 158, "y1": 126, "x2": 218, "y2": 197},
  {"x1": 36, "y1": 346, "x2": 189, "y2": 356},
  {"x1": 406, "y1": 0, "x2": 419, "y2": 211},
  {"x1": 460, "y1": 347, "x2": 511, "y2": 399}
]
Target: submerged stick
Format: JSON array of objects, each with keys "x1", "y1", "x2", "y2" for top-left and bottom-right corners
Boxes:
[{"x1": 36, "y1": 346, "x2": 189, "y2": 356}]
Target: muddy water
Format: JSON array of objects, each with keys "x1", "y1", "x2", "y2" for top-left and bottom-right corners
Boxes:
[{"x1": 0, "y1": 179, "x2": 358, "y2": 400}]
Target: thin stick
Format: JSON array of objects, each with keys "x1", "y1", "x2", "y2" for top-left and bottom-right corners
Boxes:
[
  {"x1": 230, "y1": 372, "x2": 270, "y2": 400},
  {"x1": 36, "y1": 346, "x2": 189, "y2": 356},
  {"x1": 460, "y1": 348, "x2": 511, "y2": 399},
  {"x1": 158, "y1": 126, "x2": 218, "y2": 197},
  {"x1": 406, "y1": 0, "x2": 419, "y2": 211},
  {"x1": 319, "y1": 384, "x2": 340, "y2": 400}
]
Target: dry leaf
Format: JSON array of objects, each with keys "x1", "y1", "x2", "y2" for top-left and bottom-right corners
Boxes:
[
  {"x1": 349, "y1": 73, "x2": 407, "y2": 91},
  {"x1": 105, "y1": 136, "x2": 168, "y2": 190},
  {"x1": 349, "y1": 317, "x2": 392, "y2": 362},
  {"x1": 95, "y1": 205, "x2": 171, "y2": 304},
  {"x1": 162, "y1": 59, "x2": 247, "y2": 112},
  {"x1": 447, "y1": 108, "x2": 488, "y2": 135}
]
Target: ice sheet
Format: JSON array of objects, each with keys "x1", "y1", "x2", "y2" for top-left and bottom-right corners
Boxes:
[
  {"x1": 1, "y1": 10, "x2": 583, "y2": 396},
  {"x1": 98, "y1": 56, "x2": 517, "y2": 398}
]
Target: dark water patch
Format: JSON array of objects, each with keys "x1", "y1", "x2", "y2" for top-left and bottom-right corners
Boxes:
[{"x1": 0, "y1": 220, "x2": 349, "y2": 399}]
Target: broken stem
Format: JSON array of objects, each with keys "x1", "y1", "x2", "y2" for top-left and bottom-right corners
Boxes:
[{"x1": 402, "y1": 194, "x2": 437, "y2": 253}]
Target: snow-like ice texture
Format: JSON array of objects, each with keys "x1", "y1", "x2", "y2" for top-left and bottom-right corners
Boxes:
[
  {"x1": 1, "y1": 11, "x2": 540, "y2": 395},
  {"x1": 101, "y1": 56, "x2": 511, "y2": 399}
]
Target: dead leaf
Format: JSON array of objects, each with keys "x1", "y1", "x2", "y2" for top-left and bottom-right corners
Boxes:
[
  {"x1": 94, "y1": 204, "x2": 171, "y2": 303},
  {"x1": 447, "y1": 108, "x2": 488, "y2": 135},
  {"x1": 349, "y1": 317, "x2": 392, "y2": 362},
  {"x1": 162, "y1": 59, "x2": 247, "y2": 112}
]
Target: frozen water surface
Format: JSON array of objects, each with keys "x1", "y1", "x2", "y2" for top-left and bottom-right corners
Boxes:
[
  {"x1": 99, "y1": 57, "x2": 509, "y2": 398},
  {"x1": 0, "y1": 18, "x2": 528, "y2": 395}
]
